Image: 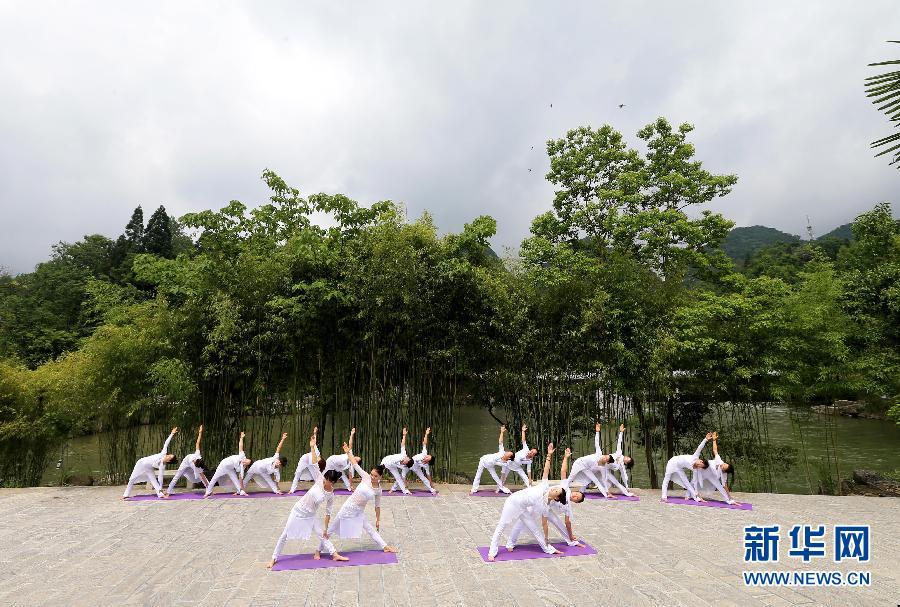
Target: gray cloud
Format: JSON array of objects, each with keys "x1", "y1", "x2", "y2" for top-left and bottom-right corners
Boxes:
[{"x1": 1, "y1": 1, "x2": 898, "y2": 273}]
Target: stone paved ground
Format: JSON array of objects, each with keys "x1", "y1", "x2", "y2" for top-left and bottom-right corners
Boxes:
[{"x1": 0, "y1": 484, "x2": 898, "y2": 606}]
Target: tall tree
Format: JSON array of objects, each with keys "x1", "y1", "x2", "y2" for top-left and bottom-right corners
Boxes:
[{"x1": 144, "y1": 205, "x2": 174, "y2": 258}]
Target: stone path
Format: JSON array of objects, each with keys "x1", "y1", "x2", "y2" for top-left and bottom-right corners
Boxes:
[{"x1": 0, "y1": 484, "x2": 898, "y2": 606}]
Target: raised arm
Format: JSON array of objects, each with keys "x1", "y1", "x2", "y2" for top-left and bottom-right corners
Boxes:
[
  {"x1": 348, "y1": 427, "x2": 356, "y2": 453},
  {"x1": 195, "y1": 425, "x2": 203, "y2": 452},
  {"x1": 498, "y1": 424, "x2": 507, "y2": 450},
  {"x1": 420, "y1": 427, "x2": 431, "y2": 456},
  {"x1": 161, "y1": 427, "x2": 178, "y2": 457},
  {"x1": 692, "y1": 433, "x2": 713, "y2": 459},
  {"x1": 521, "y1": 424, "x2": 528, "y2": 449},
  {"x1": 616, "y1": 424, "x2": 624, "y2": 455},
  {"x1": 400, "y1": 427, "x2": 408, "y2": 456},
  {"x1": 238, "y1": 431, "x2": 245, "y2": 455},
  {"x1": 594, "y1": 422, "x2": 602, "y2": 455},
  {"x1": 560, "y1": 448, "x2": 571, "y2": 480},
  {"x1": 275, "y1": 432, "x2": 288, "y2": 455},
  {"x1": 712, "y1": 432, "x2": 719, "y2": 458},
  {"x1": 348, "y1": 450, "x2": 370, "y2": 483},
  {"x1": 541, "y1": 443, "x2": 555, "y2": 482}
]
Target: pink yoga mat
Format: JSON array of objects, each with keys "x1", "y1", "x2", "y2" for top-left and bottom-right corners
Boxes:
[
  {"x1": 469, "y1": 490, "x2": 517, "y2": 497},
  {"x1": 271, "y1": 549, "x2": 398, "y2": 570},
  {"x1": 477, "y1": 542, "x2": 596, "y2": 562},
  {"x1": 664, "y1": 497, "x2": 752, "y2": 510},
  {"x1": 582, "y1": 493, "x2": 639, "y2": 501}
]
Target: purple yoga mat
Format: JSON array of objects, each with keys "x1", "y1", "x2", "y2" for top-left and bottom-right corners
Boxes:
[
  {"x1": 664, "y1": 497, "x2": 752, "y2": 510},
  {"x1": 582, "y1": 493, "x2": 639, "y2": 501},
  {"x1": 469, "y1": 490, "x2": 517, "y2": 497},
  {"x1": 271, "y1": 549, "x2": 398, "y2": 571},
  {"x1": 477, "y1": 542, "x2": 596, "y2": 563},
  {"x1": 382, "y1": 489, "x2": 437, "y2": 497},
  {"x1": 126, "y1": 491, "x2": 295, "y2": 501}
]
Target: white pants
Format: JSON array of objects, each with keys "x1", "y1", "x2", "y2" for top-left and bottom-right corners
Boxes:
[
  {"x1": 205, "y1": 468, "x2": 243, "y2": 496},
  {"x1": 507, "y1": 510, "x2": 576, "y2": 549},
  {"x1": 384, "y1": 465, "x2": 409, "y2": 493},
  {"x1": 271, "y1": 517, "x2": 335, "y2": 560},
  {"x1": 247, "y1": 472, "x2": 279, "y2": 493},
  {"x1": 570, "y1": 468, "x2": 608, "y2": 497},
  {"x1": 472, "y1": 459, "x2": 505, "y2": 492},
  {"x1": 167, "y1": 467, "x2": 206, "y2": 493},
  {"x1": 123, "y1": 468, "x2": 162, "y2": 498},
  {"x1": 488, "y1": 507, "x2": 553, "y2": 559},
  {"x1": 661, "y1": 468, "x2": 697, "y2": 500},
  {"x1": 289, "y1": 462, "x2": 317, "y2": 493},
  {"x1": 327, "y1": 516, "x2": 387, "y2": 549},
  {"x1": 390, "y1": 466, "x2": 435, "y2": 493},
  {"x1": 501, "y1": 466, "x2": 531, "y2": 487}
]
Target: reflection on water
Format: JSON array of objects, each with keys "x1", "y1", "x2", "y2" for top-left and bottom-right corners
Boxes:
[{"x1": 42, "y1": 404, "x2": 900, "y2": 495}]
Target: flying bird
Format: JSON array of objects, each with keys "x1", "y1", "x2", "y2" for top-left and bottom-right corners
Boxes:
[
  {"x1": 528, "y1": 168, "x2": 532, "y2": 172},
  {"x1": 618, "y1": 104, "x2": 626, "y2": 109},
  {"x1": 550, "y1": 103, "x2": 553, "y2": 108}
]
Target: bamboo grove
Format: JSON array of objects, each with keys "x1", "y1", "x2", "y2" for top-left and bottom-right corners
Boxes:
[{"x1": 1, "y1": 117, "x2": 898, "y2": 492}]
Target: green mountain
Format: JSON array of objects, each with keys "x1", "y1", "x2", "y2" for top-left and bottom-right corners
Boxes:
[
  {"x1": 817, "y1": 223, "x2": 852, "y2": 241},
  {"x1": 722, "y1": 226, "x2": 800, "y2": 261}
]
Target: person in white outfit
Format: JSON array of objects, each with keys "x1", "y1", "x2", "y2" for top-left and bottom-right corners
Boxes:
[
  {"x1": 168, "y1": 425, "x2": 209, "y2": 494},
  {"x1": 204, "y1": 431, "x2": 252, "y2": 497},
  {"x1": 326, "y1": 444, "x2": 398, "y2": 557},
  {"x1": 691, "y1": 432, "x2": 738, "y2": 505},
  {"x1": 660, "y1": 433, "x2": 714, "y2": 502},
  {"x1": 567, "y1": 423, "x2": 615, "y2": 497},
  {"x1": 382, "y1": 427, "x2": 414, "y2": 494},
  {"x1": 122, "y1": 427, "x2": 178, "y2": 499},
  {"x1": 608, "y1": 423, "x2": 635, "y2": 491},
  {"x1": 501, "y1": 424, "x2": 538, "y2": 488},
  {"x1": 506, "y1": 447, "x2": 585, "y2": 552},
  {"x1": 244, "y1": 432, "x2": 288, "y2": 494},
  {"x1": 487, "y1": 443, "x2": 569, "y2": 561},
  {"x1": 289, "y1": 426, "x2": 321, "y2": 494},
  {"x1": 471, "y1": 425, "x2": 515, "y2": 494},
  {"x1": 323, "y1": 427, "x2": 361, "y2": 492},
  {"x1": 266, "y1": 436, "x2": 349, "y2": 568},
  {"x1": 389, "y1": 427, "x2": 436, "y2": 494}
]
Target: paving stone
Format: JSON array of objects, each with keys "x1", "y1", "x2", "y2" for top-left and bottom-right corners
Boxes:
[{"x1": 0, "y1": 485, "x2": 897, "y2": 605}]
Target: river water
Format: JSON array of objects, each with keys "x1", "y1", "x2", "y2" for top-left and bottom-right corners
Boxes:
[{"x1": 41, "y1": 404, "x2": 900, "y2": 494}]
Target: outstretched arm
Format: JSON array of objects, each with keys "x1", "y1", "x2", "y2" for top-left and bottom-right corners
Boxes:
[
  {"x1": 421, "y1": 427, "x2": 430, "y2": 456},
  {"x1": 712, "y1": 432, "x2": 719, "y2": 458},
  {"x1": 400, "y1": 427, "x2": 408, "y2": 456},
  {"x1": 616, "y1": 424, "x2": 624, "y2": 455},
  {"x1": 348, "y1": 427, "x2": 356, "y2": 453},
  {"x1": 542, "y1": 444, "x2": 555, "y2": 482},
  {"x1": 560, "y1": 448, "x2": 571, "y2": 480},
  {"x1": 692, "y1": 433, "x2": 713, "y2": 459},
  {"x1": 275, "y1": 432, "x2": 288, "y2": 456},
  {"x1": 348, "y1": 450, "x2": 370, "y2": 483},
  {"x1": 521, "y1": 424, "x2": 528, "y2": 449},
  {"x1": 161, "y1": 427, "x2": 178, "y2": 457},
  {"x1": 498, "y1": 425, "x2": 507, "y2": 450},
  {"x1": 594, "y1": 423, "x2": 602, "y2": 455},
  {"x1": 238, "y1": 431, "x2": 245, "y2": 455},
  {"x1": 195, "y1": 425, "x2": 203, "y2": 452}
]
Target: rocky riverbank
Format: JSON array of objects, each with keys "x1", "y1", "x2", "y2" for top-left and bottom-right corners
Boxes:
[
  {"x1": 811, "y1": 399, "x2": 886, "y2": 420},
  {"x1": 841, "y1": 469, "x2": 900, "y2": 497}
]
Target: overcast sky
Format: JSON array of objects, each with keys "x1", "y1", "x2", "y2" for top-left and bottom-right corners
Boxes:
[{"x1": 1, "y1": 2, "x2": 898, "y2": 274}]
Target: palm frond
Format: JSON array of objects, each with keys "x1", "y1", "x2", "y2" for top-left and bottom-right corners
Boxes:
[{"x1": 867, "y1": 41, "x2": 900, "y2": 169}]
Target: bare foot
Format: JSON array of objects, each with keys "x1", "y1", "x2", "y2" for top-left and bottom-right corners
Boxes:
[
  {"x1": 332, "y1": 554, "x2": 349, "y2": 562},
  {"x1": 505, "y1": 546, "x2": 514, "y2": 552},
  {"x1": 488, "y1": 555, "x2": 495, "y2": 562},
  {"x1": 383, "y1": 546, "x2": 397, "y2": 553},
  {"x1": 266, "y1": 559, "x2": 275, "y2": 569},
  {"x1": 313, "y1": 552, "x2": 321, "y2": 560},
  {"x1": 159, "y1": 494, "x2": 170, "y2": 499}
]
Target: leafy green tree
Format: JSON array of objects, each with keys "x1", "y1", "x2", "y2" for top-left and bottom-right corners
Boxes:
[{"x1": 866, "y1": 41, "x2": 900, "y2": 168}]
